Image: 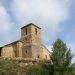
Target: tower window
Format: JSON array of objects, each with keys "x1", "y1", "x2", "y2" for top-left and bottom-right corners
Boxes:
[
  {"x1": 35, "y1": 28, "x2": 37, "y2": 35},
  {"x1": 26, "y1": 50, "x2": 27, "y2": 53},
  {"x1": 0, "y1": 50, "x2": 1, "y2": 56},
  {"x1": 26, "y1": 28, "x2": 27, "y2": 35}
]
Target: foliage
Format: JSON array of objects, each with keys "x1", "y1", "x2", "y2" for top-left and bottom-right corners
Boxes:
[
  {"x1": 24, "y1": 65, "x2": 48, "y2": 75},
  {"x1": 50, "y1": 38, "x2": 75, "y2": 75},
  {"x1": 41, "y1": 39, "x2": 75, "y2": 75},
  {"x1": 0, "y1": 58, "x2": 48, "y2": 75}
]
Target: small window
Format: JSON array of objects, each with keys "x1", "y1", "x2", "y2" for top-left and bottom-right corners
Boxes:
[
  {"x1": 26, "y1": 28, "x2": 27, "y2": 35},
  {"x1": 37, "y1": 55, "x2": 40, "y2": 58},
  {"x1": 35, "y1": 28, "x2": 37, "y2": 35},
  {"x1": 26, "y1": 51, "x2": 27, "y2": 53}
]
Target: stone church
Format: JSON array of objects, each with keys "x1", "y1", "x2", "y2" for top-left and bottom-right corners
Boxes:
[{"x1": 0, "y1": 23, "x2": 50, "y2": 60}]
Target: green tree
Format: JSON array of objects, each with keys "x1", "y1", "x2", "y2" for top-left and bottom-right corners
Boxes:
[{"x1": 51, "y1": 38, "x2": 75, "y2": 75}]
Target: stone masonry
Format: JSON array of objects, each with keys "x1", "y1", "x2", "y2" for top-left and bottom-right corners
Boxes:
[{"x1": 0, "y1": 23, "x2": 50, "y2": 60}]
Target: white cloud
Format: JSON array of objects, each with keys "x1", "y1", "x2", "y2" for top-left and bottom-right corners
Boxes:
[
  {"x1": 10, "y1": 0, "x2": 71, "y2": 45},
  {"x1": 11, "y1": 0, "x2": 70, "y2": 23},
  {"x1": 0, "y1": 3, "x2": 16, "y2": 46},
  {"x1": 0, "y1": 0, "x2": 73, "y2": 46},
  {"x1": 0, "y1": 4, "x2": 11, "y2": 34}
]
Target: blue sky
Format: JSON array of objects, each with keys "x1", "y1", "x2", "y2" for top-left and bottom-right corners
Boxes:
[{"x1": 0, "y1": 0, "x2": 75, "y2": 62}]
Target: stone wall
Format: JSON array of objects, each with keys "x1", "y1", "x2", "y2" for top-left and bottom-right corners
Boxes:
[
  {"x1": 32, "y1": 45, "x2": 41, "y2": 59},
  {"x1": 31, "y1": 25, "x2": 42, "y2": 45},
  {"x1": 41, "y1": 45, "x2": 50, "y2": 60},
  {"x1": 22, "y1": 45, "x2": 32, "y2": 58},
  {"x1": 1, "y1": 41, "x2": 23, "y2": 58},
  {"x1": 1, "y1": 45, "x2": 15, "y2": 58},
  {"x1": 0, "y1": 23, "x2": 51, "y2": 61},
  {"x1": 17, "y1": 41, "x2": 23, "y2": 57},
  {"x1": 21, "y1": 24, "x2": 42, "y2": 59}
]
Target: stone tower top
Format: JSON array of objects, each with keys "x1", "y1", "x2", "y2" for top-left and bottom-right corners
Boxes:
[
  {"x1": 21, "y1": 23, "x2": 42, "y2": 58},
  {"x1": 21, "y1": 23, "x2": 41, "y2": 29}
]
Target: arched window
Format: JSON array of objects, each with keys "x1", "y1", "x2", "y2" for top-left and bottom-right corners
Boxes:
[
  {"x1": 0, "y1": 49, "x2": 1, "y2": 56},
  {"x1": 35, "y1": 28, "x2": 37, "y2": 35}
]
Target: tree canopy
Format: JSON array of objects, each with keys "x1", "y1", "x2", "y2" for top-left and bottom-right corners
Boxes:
[{"x1": 51, "y1": 38, "x2": 75, "y2": 75}]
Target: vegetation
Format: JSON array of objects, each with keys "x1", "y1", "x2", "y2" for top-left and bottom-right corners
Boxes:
[
  {"x1": 51, "y1": 38, "x2": 75, "y2": 75},
  {"x1": 0, "y1": 58, "x2": 19, "y2": 75},
  {"x1": 0, "y1": 38, "x2": 75, "y2": 75},
  {"x1": 0, "y1": 58, "x2": 48, "y2": 75},
  {"x1": 42, "y1": 38, "x2": 75, "y2": 75}
]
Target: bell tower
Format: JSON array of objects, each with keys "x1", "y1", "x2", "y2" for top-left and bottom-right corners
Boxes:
[{"x1": 21, "y1": 23, "x2": 42, "y2": 59}]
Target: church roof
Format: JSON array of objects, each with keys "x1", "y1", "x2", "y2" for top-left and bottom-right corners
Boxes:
[
  {"x1": 0, "y1": 47, "x2": 3, "y2": 48},
  {"x1": 4, "y1": 40, "x2": 21, "y2": 46},
  {"x1": 21, "y1": 23, "x2": 41, "y2": 29}
]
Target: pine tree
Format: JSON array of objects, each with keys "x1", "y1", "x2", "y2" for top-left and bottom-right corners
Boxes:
[{"x1": 51, "y1": 38, "x2": 75, "y2": 75}]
